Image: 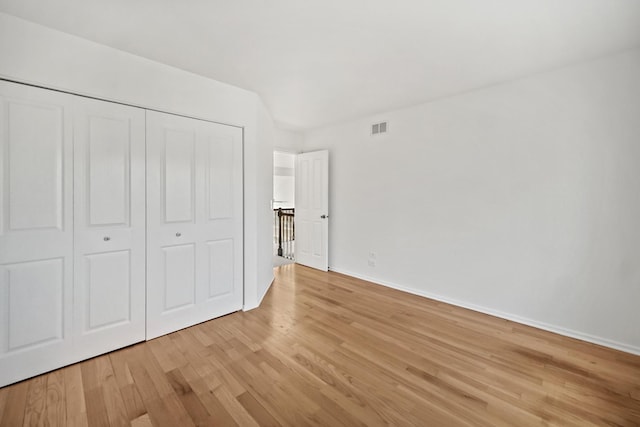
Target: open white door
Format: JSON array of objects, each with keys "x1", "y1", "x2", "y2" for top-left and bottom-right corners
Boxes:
[{"x1": 295, "y1": 150, "x2": 329, "y2": 271}]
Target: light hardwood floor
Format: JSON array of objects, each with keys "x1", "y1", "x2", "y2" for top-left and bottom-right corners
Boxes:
[{"x1": 1, "y1": 264, "x2": 639, "y2": 426}]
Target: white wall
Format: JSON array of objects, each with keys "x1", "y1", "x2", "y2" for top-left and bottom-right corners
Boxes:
[
  {"x1": 274, "y1": 128, "x2": 304, "y2": 152},
  {"x1": 303, "y1": 49, "x2": 640, "y2": 354},
  {"x1": 0, "y1": 13, "x2": 274, "y2": 310},
  {"x1": 256, "y1": 102, "x2": 276, "y2": 304}
]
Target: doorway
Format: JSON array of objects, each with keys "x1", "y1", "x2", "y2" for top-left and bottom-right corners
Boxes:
[{"x1": 273, "y1": 151, "x2": 296, "y2": 267}]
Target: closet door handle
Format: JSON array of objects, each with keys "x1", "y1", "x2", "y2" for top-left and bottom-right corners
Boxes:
[
  {"x1": 176, "y1": 232, "x2": 182, "y2": 237},
  {"x1": 103, "y1": 236, "x2": 111, "y2": 241}
]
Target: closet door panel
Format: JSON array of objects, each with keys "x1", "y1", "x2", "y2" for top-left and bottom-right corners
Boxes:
[
  {"x1": 147, "y1": 112, "x2": 198, "y2": 338},
  {"x1": 7, "y1": 102, "x2": 63, "y2": 231},
  {"x1": 0, "y1": 81, "x2": 74, "y2": 387},
  {"x1": 2, "y1": 259, "x2": 64, "y2": 351},
  {"x1": 147, "y1": 111, "x2": 243, "y2": 340},
  {"x1": 86, "y1": 115, "x2": 130, "y2": 226},
  {"x1": 84, "y1": 251, "x2": 131, "y2": 329},
  {"x1": 198, "y1": 125, "x2": 243, "y2": 316},
  {"x1": 206, "y1": 239, "x2": 234, "y2": 299},
  {"x1": 72, "y1": 97, "x2": 145, "y2": 359},
  {"x1": 163, "y1": 244, "x2": 196, "y2": 311},
  {"x1": 207, "y1": 136, "x2": 234, "y2": 220},
  {"x1": 163, "y1": 129, "x2": 196, "y2": 223}
]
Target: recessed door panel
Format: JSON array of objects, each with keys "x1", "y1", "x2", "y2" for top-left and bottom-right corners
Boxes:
[
  {"x1": 312, "y1": 222, "x2": 323, "y2": 257},
  {"x1": 207, "y1": 239, "x2": 233, "y2": 299},
  {"x1": 7, "y1": 101, "x2": 63, "y2": 232},
  {"x1": 2, "y1": 258, "x2": 64, "y2": 352},
  {"x1": 312, "y1": 158, "x2": 323, "y2": 210},
  {"x1": 207, "y1": 136, "x2": 234, "y2": 220},
  {"x1": 164, "y1": 130, "x2": 195, "y2": 223},
  {"x1": 298, "y1": 220, "x2": 311, "y2": 256},
  {"x1": 88, "y1": 116, "x2": 129, "y2": 226},
  {"x1": 163, "y1": 244, "x2": 196, "y2": 312},
  {"x1": 85, "y1": 251, "x2": 131, "y2": 330}
]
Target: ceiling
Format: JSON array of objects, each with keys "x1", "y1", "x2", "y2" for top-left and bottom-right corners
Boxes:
[{"x1": 1, "y1": 0, "x2": 639, "y2": 131}]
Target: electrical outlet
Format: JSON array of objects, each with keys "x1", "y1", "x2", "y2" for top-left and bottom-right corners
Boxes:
[
  {"x1": 369, "y1": 252, "x2": 376, "y2": 259},
  {"x1": 368, "y1": 259, "x2": 376, "y2": 267}
]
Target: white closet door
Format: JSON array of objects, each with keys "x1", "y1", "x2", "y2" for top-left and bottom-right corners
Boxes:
[
  {"x1": 72, "y1": 97, "x2": 146, "y2": 358},
  {"x1": 146, "y1": 111, "x2": 243, "y2": 339},
  {"x1": 0, "y1": 81, "x2": 74, "y2": 387}
]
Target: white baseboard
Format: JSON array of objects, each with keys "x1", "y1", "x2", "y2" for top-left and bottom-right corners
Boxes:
[{"x1": 329, "y1": 267, "x2": 640, "y2": 356}]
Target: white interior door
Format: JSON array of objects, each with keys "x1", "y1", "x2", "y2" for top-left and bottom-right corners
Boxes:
[
  {"x1": 295, "y1": 150, "x2": 329, "y2": 271},
  {"x1": 72, "y1": 97, "x2": 146, "y2": 359},
  {"x1": 0, "y1": 81, "x2": 74, "y2": 387},
  {"x1": 146, "y1": 111, "x2": 243, "y2": 339}
]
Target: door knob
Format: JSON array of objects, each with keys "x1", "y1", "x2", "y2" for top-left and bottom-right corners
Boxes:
[
  {"x1": 320, "y1": 214, "x2": 329, "y2": 219},
  {"x1": 176, "y1": 232, "x2": 182, "y2": 237},
  {"x1": 103, "y1": 236, "x2": 111, "y2": 241}
]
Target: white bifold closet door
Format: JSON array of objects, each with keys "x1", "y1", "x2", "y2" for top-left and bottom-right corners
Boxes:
[
  {"x1": 0, "y1": 81, "x2": 146, "y2": 387},
  {"x1": 72, "y1": 97, "x2": 146, "y2": 359},
  {"x1": 146, "y1": 111, "x2": 243, "y2": 339}
]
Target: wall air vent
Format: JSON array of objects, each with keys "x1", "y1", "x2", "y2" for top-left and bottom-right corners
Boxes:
[{"x1": 371, "y1": 121, "x2": 388, "y2": 136}]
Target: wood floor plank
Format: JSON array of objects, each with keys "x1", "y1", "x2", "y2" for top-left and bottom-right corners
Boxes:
[
  {"x1": 211, "y1": 385, "x2": 260, "y2": 427},
  {"x1": 194, "y1": 389, "x2": 239, "y2": 427},
  {"x1": 81, "y1": 354, "x2": 129, "y2": 427},
  {"x1": 132, "y1": 345, "x2": 175, "y2": 399},
  {"x1": 101, "y1": 369, "x2": 129, "y2": 427},
  {"x1": 148, "y1": 335, "x2": 187, "y2": 373},
  {"x1": 44, "y1": 370, "x2": 66, "y2": 426},
  {"x1": 0, "y1": 386, "x2": 8, "y2": 421},
  {"x1": 109, "y1": 348, "x2": 148, "y2": 421},
  {"x1": 1, "y1": 264, "x2": 639, "y2": 425},
  {"x1": 165, "y1": 368, "x2": 213, "y2": 426},
  {"x1": 144, "y1": 396, "x2": 191, "y2": 427},
  {"x1": 0, "y1": 380, "x2": 28, "y2": 427},
  {"x1": 236, "y1": 391, "x2": 281, "y2": 427},
  {"x1": 158, "y1": 393, "x2": 197, "y2": 427},
  {"x1": 63, "y1": 365, "x2": 88, "y2": 427},
  {"x1": 23, "y1": 375, "x2": 47, "y2": 426},
  {"x1": 83, "y1": 387, "x2": 110, "y2": 427}
]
